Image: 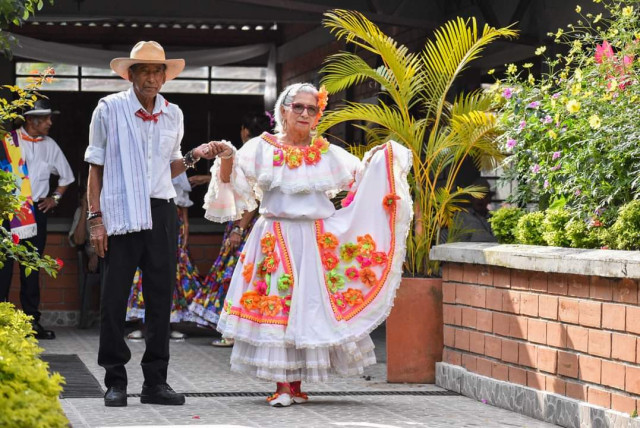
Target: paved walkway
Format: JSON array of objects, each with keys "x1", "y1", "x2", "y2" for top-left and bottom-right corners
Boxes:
[{"x1": 41, "y1": 326, "x2": 555, "y2": 427}]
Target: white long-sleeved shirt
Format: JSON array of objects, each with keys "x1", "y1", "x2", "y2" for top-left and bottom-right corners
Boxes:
[
  {"x1": 85, "y1": 87, "x2": 184, "y2": 200},
  {"x1": 18, "y1": 127, "x2": 74, "y2": 201}
]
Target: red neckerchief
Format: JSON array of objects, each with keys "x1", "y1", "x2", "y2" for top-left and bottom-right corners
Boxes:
[
  {"x1": 20, "y1": 131, "x2": 44, "y2": 142},
  {"x1": 135, "y1": 108, "x2": 162, "y2": 123}
]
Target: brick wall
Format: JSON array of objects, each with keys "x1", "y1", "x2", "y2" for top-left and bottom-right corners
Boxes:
[
  {"x1": 8, "y1": 232, "x2": 223, "y2": 312},
  {"x1": 442, "y1": 262, "x2": 640, "y2": 414}
]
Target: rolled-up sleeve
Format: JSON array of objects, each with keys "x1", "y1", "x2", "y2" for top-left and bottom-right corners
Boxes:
[
  {"x1": 50, "y1": 142, "x2": 75, "y2": 186},
  {"x1": 171, "y1": 107, "x2": 184, "y2": 161},
  {"x1": 85, "y1": 102, "x2": 108, "y2": 165}
]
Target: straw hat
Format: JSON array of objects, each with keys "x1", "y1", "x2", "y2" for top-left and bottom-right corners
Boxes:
[{"x1": 110, "y1": 41, "x2": 185, "y2": 81}]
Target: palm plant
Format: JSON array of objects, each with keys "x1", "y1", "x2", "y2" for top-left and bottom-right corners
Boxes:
[{"x1": 317, "y1": 9, "x2": 517, "y2": 276}]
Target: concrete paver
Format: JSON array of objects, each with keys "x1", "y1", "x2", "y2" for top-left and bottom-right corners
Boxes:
[{"x1": 41, "y1": 327, "x2": 555, "y2": 427}]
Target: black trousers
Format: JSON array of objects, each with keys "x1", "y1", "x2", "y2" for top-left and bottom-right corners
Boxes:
[
  {"x1": 0, "y1": 204, "x2": 47, "y2": 322},
  {"x1": 97, "y1": 199, "x2": 177, "y2": 388}
]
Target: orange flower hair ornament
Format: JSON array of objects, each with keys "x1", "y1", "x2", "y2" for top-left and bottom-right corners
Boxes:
[{"x1": 312, "y1": 85, "x2": 329, "y2": 128}]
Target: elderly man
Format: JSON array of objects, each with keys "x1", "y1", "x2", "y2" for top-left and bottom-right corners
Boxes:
[
  {"x1": 85, "y1": 41, "x2": 215, "y2": 407},
  {"x1": 0, "y1": 98, "x2": 74, "y2": 340}
]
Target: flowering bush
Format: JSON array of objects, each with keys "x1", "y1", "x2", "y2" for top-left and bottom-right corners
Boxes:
[
  {"x1": 492, "y1": 0, "x2": 640, "y2": 226},
  {"x1": 488, "y1": 207, "x2": 524, "y2": 244},
  {"x1": 514, "y1": 211, "x2": 546, "y2": 245}
]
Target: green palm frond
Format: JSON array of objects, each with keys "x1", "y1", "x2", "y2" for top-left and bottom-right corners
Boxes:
[{"x1": 320, "y1": 9, "x2": 515, "y2": 275}]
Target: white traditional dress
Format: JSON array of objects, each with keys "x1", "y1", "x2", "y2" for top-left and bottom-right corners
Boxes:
[{"x1": 203, "y1": 132, "x2": 412, "y2": 382}]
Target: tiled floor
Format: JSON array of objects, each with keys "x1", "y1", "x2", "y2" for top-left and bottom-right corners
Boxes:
[{"x1": 41, "y1": 327, "x2": 555, "y2": 427}]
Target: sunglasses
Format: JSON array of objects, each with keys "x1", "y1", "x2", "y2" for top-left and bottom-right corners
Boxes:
[{"x1": 287, "y1": 103, "x2": 318, "y2": 116}]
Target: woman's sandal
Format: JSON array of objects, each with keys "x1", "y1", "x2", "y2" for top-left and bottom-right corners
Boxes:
[
  {"x1": 266, "y1": 392, "x2": 293, "y2": 407},
  {"x1": 126, "y1": 329, "x2": 144, "y2": 340}
]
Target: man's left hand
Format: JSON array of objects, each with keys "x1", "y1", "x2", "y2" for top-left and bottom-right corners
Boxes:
[
  {"x1": 192, "y1": 143, "x2": 216, "y2": 160},
  {"x1": 38, "y1": 197, "x2": 57, "y2": 213}
]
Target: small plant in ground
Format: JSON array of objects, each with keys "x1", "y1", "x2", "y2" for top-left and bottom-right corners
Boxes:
[
  {"x1": 514, "y1": 211, "x2": 546, "y2": 245},
  {"x1": 541, "y1": 208, "x2": 572, "y2": 247},
  {"x1": 609, "y1": 199, "x2": 640, "y2": 250}
]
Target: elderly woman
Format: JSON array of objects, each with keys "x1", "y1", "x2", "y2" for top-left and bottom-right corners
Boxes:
[{"x1": 204, "y1": 83, "x2": 412, "y2": 407}]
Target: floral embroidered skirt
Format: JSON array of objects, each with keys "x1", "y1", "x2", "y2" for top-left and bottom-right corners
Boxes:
[
  {"x1": 217, "y1": 142, "x2": 413, "y2": 382},
  {"x1": 126, "y1": 208, "x2": 202, "y2": 323},
  {"x1": 189, "y1": 217, "x2": 257, "y2": 327}
]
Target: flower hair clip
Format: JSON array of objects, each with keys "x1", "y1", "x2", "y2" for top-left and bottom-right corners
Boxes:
[{"x1": 312, "y1": 85, "x2": 329, "y2": 128}]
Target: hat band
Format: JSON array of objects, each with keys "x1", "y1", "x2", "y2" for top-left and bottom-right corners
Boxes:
[{"x1": 25, "y1": 109, "x2": 52, "y2": 115}]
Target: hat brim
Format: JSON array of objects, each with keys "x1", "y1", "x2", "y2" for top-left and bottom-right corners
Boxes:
[
  {"x1": 24, "y1": 109, "x2": 60, "y2": 116},
  {"x1": 110, "y1": 58, "x2": 185, "y2": 81}
]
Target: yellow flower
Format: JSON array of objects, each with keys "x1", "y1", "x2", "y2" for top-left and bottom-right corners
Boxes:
[
  {"x1": 566, "y1": 99, "x2": 581, "y2": 114},
  {"x1": 574, "y1": 68, "x2": 582, "y2": 81},
  {"x1": 631, "y1": 95, "x2": 638, "y2": 103},
  {"x1": 535, "y1": 46, "x2": 547, "y2": 55},
  {"x1": 554, "y1": 113, "x2": 560, "y2": 123},
  {"x1": 623, "y1": 6, "x2": 634, "y2": 17},
  {"x1": 571, "y1": 83, "x2": 582, "y2": 95},
  {"x1": 548, "y1": 130, "x2": 558, "y2": 139},
  {"x1": 589, "y1": 114, "x2": 601, "y2": 129},
  {"x1": 506, "y1": 63, "x2": 517, "y2": 74},
  {"x1": 609, "y1": 78, "x2": 618, "y2": 91},
  {"x1": 523, "y1": 63, "x2": 533, "y2": 69},
  {"x1": 556, "y1": 28, "x2": 564, "y2": 38},
  {"x1": 594, "y1": 13, "x2": 602, "y2": 23},
  {"x1": 528, "y1": 74, "x2": 535, "y2": 84},
  {"x1": 487, "y1": 68, "x2": 495, "y2": 75},
  {"x1": 575, "y1": 5, "x2": 581, "y2": 13}
]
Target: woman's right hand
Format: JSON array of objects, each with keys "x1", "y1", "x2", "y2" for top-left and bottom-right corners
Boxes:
[
  {"x1": 188, "y1": 175, "x2": 211, "y2": 187},
  {"x1": 208, "y1": 141, "x2": 234, "y2": 159}
]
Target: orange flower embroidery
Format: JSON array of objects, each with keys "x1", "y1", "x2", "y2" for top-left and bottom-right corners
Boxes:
[
  {"x1": 242, "y1": 263, "x2": 254, "y2": 283},
  {"x1": 304, "y1": 146, "x2": 322, "y2": 165},
  {"x1": 261, "y1": 251, "x2": 280, "y2": 274},
  {"x1": 344, "y1": 288, "x2": 364, "y2": 306},
  {"x1": 318, "y1": 232, "x2": 339, "y2": 250},
  {"x1": 240, "y1": 291, "x2": 262, "y2": 311},
  {"x1": 312, "y1": 136, "x2": 330, "y2": 154},
  {"x1": 383, "y1": 193, "x2": 401, "y2": 213},
  {"x1": 357, "y1": 234, "x2": 376, "y2": 256},
  {"x1": 285, "y1": 147, "x2": 303, "y2": 168},
  {"x1": 360, "y1": 267, "x2": 377, "y2": 287},
  {"x1": 371, "y1": 251, "x2": 388, "y2": 266},
  {"x1": 259, "y1": 295, "x2": 283, "y2": 317},
  {"x1": 345, "y1": 266, "x2": 359, "y2": 281},
  {"x1": 321, "y1": 250, "x2": 339, "y2": 271},
  {"x1": 340, "y1": 242, "x2": 359, "y2": 261},
  {"x1": 261, "y1": 232, "x2": 276, "y2": 254},
  {"x1": 239, "y1": 252, "x2": 246, "y2": 263}
]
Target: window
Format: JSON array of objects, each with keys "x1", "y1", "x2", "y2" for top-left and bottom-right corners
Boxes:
[{"x1": 15, "y1": 62, "x2": 267, "y2": 95}]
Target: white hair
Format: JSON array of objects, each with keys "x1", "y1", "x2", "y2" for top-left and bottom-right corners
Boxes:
[{"x1": 273, "y1": 82, "x2": 318, "y2": 133}]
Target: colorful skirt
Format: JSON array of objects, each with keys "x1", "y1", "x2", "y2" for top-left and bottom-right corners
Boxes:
[
  {"x1": 189, "y1": 217, "x2": 257, "y2": 327},
  {"x1": 126, "y1": 207, "x2": 203, "y2": 323},
  {"x1": 217, "y1": 141, "x2": 413, "y2": 382}
]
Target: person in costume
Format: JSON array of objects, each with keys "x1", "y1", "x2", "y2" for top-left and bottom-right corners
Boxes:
[
  {"x1": 125, "y1": 171, "x2": 201, "y2": 340},
  {"x1": 189, "y1": 112, "x2": 272, "y2": 346},
  {"x1": 204, "y1": 83, "x2": 412, "y2": 407},
  {"x1": 85, "y1": 41, "x2": 216, "y2": 407},
  {"x1": 0, "y1": 98, "x2": 74, "y2": 340}
]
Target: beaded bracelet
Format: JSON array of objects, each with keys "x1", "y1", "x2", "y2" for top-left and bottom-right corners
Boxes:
[{"x1": 182, "y1": 149, "x2": 200, "y2": 169}]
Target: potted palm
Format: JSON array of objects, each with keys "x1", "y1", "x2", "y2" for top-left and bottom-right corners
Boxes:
[{"x1": 317, "y1": 10, "x2": 516, "y2": 382}]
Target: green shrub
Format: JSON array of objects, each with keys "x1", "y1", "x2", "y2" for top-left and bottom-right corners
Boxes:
[
  {"x1": 489, "y1": 207, "x2": 524, "y2": 244},
  {"x1": 565, "y1": 218, "x2": 602, "y2": 249},
  {"x1": 610, "y1": 200, "x2": 640, "y2": 250},
  {"x1": 0, "y1": 302, "x2": 67, "y2": 428},
  {"x1": 541, "y1": 208, "x2": 571, "y2": 247},
  {"x1": 514, "y1": 211, "x2": 546, "y2": 245}
]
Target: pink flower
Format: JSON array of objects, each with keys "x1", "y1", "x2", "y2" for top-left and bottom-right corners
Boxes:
[
  {"x1": 502, "y1": 88, "x2": 513, "y2": 99},
  {"x1": 506, "y1": 138, "x2": 517, "y2": 149},
  {"x1": 551, "y1": 163, "x2": 562, "y2": 171},
  {"x1": 543, "y1": 180, "x2": 550, "y2": 189},
  {"x1": 543, "y1": 115, "x2": 553, "y2": 124},
  {"x1": 518, "y1": 120, "x2": 526, "y2": 131},
  {"x1": 531, "y1": 164, "x2": 540, "y2": 174},
  {"x1": 595, "y1": 40, "x2": 614, "y2": 64},
  {"x1": 526, "y1": 101, "x2": 540, "y2": 109},
  {"x1": 254, "y1": 280, "x2": 268, "y2": 296},
  {"x1": 552, "y1": 151, "x2": 561, "y2": 160},
  {"x1": 345, "y1": 266, "x2": 360, "y2": 281},
  {"x1": 11, "y1": 234, "x2": 19, "y2": 244},
  {"x1": 356, "y1": 255, "x2": 372, "y2": 268},
  {"x1": 552, "y1": 92, "x2": 560, "y2": 99},
  {"x1": 575, "y1": 189, "x2": 582, "y2": 196},
  {"x1": 56, "y1": 258, "x2": 64, "y2": 269}
]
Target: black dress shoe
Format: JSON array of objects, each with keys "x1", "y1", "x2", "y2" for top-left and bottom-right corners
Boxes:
[
  {"x1": 140, "y1": 383, "x2": 185, "y2": 405},
  {"x1": 32, "y1": 322, "x2": 55, "y2": 340},
  {"x1": 104, "y1": 386, "x2": 127, "y2": 407}
]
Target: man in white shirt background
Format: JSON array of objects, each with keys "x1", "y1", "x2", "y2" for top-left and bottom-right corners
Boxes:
[
  {"x1": 0, "y1": 98, "x2": 75, "y2": 340},
  {"x1": 85, "y1": 41, "x2": 215, "y2": 408}
]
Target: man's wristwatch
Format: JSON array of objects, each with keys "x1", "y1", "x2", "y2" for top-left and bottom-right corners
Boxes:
[
  {"x1": 50, "y1": 192, "x2": 62, "y2": 205},
  {"x1": 230, "y1": 225, "x2": 244, "y2": 236}
]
